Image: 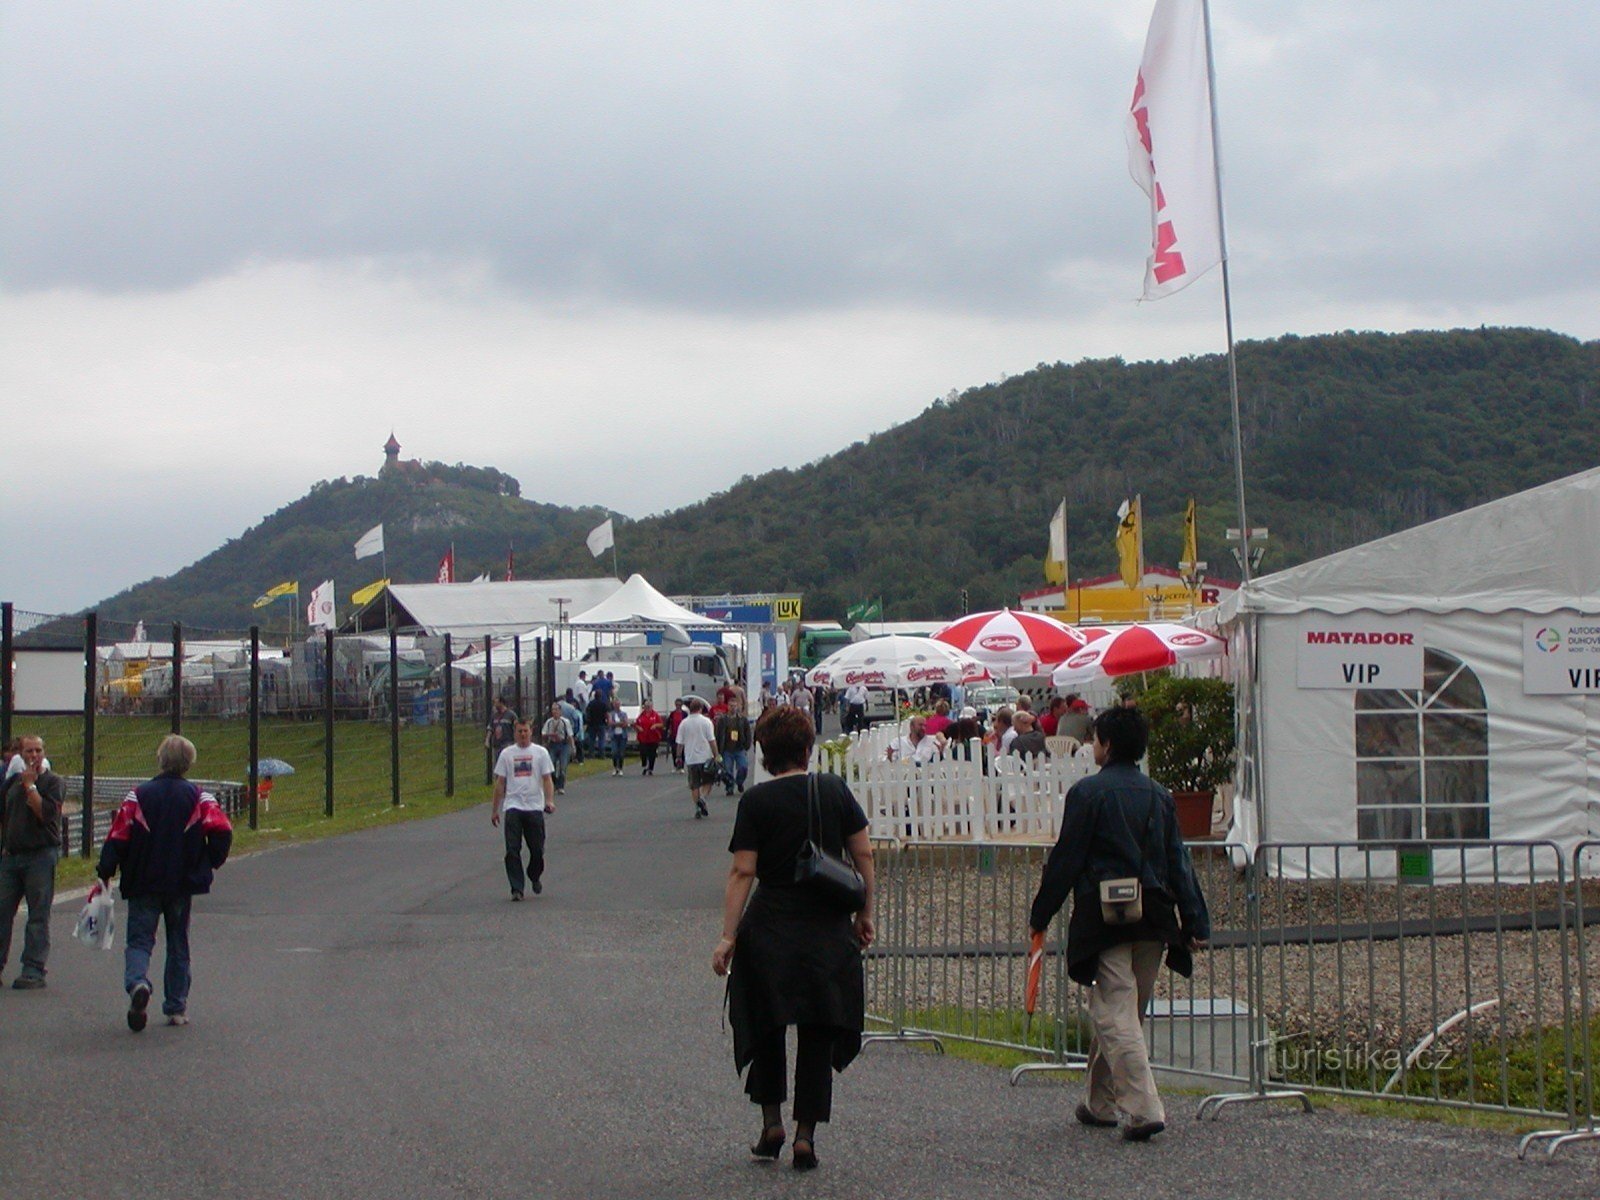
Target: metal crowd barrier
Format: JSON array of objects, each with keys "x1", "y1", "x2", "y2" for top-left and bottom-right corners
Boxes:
[
  {"x1": 1519, "y1": 839, "x2": 1600, "y2": 1159},
  {"x1": 866, "y1": 835, "x2": 1600, "y2": 1157},
  {"x1": 863, "y1": 838, "x2": 1265, "y2": 1094}
]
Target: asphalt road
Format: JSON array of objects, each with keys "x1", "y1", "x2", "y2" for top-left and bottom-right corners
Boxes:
[{"x1": 3, "y1": 767, "x2": 1595, "y2": 1199}]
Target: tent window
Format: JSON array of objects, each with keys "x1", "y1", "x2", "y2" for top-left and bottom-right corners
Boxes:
[{"x1": 1354, "y1": 649, "x2": 1489, "y2": 841}]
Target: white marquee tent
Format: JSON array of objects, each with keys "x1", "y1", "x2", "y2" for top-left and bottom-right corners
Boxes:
[
  {"x1": 567, "y1": 573, "x2": 724, "y2": 630},
  {"x1": 1211, "y1": 465, "x2": 1600, "y2": 878},
  {"x1": 357, "y1": 578, "x2": 622, "y2": 639}
]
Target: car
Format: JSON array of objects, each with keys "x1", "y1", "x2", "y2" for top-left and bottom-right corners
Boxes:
[{"x1": 965, "y1": 683, "x2": 1020, "y2": 720}]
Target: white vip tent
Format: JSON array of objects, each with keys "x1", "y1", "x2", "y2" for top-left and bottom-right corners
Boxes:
[{"x1": 1211, "y1": 465, "x2": 1600, "y2": 878}]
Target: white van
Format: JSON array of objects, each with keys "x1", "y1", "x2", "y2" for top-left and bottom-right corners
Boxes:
[{"x1": 555, "y1": 660, "x2": 654, "y2": 737}]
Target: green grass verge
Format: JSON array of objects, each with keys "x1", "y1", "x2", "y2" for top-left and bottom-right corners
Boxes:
[
  {"x1": 28, "y1": 714, "x2": 610, "y2": 891},
  {"x1": 870, "y1": 1006, "x2": 1589, "y2": 1133}
]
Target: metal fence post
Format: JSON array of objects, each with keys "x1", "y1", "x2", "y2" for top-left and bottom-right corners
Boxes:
[
  {"x1": 513, "y1": 636, "x2": 523, "y2": 722},
  {"x1": 170, "y1": 622, "x2": 183, "y2": 736},
  {"x1": 248, "y1": 626, "x2": 260, "y2": 832},
  {"x1": 542, "y1": 637, "x2": 556, "y2": 719},
  {"x1": 389, "y1": 626, "x2": 401, "y2": 807},
  {"x1": 443, "y1": 632, "x2": 455, "y2": 797},
  {"x1": 323, "y1": 628, "x2": 335, "y2": 818},
  {"x1": 81, "y1": 612, "x2": 96, "y2": 858},
  {"x1": 483, "y1": 639, "x2": 494, "y2": 786},
  {"x1": 1, "y1": 601, "x2": 13, "y2": 749}
]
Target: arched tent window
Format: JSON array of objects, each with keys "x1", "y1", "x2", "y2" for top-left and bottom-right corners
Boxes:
[{"x1": 1354, "y1": 649, "x2": 1489, "y2": 840}]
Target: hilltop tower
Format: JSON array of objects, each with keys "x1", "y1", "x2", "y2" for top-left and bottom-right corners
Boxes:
[{"x1": 381, "y1": 432, "x2": 401, "y2": 476}]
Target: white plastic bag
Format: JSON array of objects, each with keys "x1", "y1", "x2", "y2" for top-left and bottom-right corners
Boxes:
[{"x1": 73, "y1": 881, "x2": 116, "y2": 950}]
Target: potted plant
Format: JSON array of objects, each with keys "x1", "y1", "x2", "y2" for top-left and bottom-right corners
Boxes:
[{"x1": 1140, "y1": 676, "x2": 1237, "y2": 839}]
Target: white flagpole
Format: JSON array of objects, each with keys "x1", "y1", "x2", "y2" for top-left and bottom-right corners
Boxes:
[{"x1": 1201, "y1": 0, "x2": 1253, "y2": 586}]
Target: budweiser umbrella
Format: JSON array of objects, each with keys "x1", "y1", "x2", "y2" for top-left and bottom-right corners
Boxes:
[
  {"x1": 804, "y1": 635, "x2": 990, "y2": 690},
  {"x1": 1049, "y1": 622, "x2": 1226, "y2": 687},
  {"x1": 931, "y1": 609, "x2": 1087, "y2": 675}
]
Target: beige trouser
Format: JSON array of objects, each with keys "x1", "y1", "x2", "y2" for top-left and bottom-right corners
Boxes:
[{"x1": 1083, "y1": 940, "x2": 1166, "y2": 1125}]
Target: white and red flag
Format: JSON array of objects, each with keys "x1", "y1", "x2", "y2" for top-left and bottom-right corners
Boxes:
[
  {"x1": 436, "y1": 547, "x2": 455, "y2": 584},
  {"x1": 1128, "y1": 0, "x2": 1223, "y2": 299},
  {"x1": 307, "y1": 580, "x2": 336, "y2": 631}
]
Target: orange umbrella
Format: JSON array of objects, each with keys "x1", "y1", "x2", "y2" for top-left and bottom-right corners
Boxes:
[{"x1": 1024, "y1": 929, "x2": 1046, "y2": 1036}]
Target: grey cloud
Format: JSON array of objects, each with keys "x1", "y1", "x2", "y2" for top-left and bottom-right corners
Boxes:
[{"x1": 1, "y1": 2, "x2": 1595, "y2": 318}]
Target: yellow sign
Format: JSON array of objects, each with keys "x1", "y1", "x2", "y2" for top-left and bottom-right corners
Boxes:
[{"x1": 774, "y1": 597, "x2": 803, "y2": 623}]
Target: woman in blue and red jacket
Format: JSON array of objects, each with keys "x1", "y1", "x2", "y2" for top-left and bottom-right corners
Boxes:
[{"x1": 97, "y1": 734, "x2": 233, "y2": 1032}]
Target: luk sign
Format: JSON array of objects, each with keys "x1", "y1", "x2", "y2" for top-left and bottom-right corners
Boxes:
[
  {"x1": 1295, "y1": 616, "x2": 1423, "y2": 689},
  {"x1": 1522, "y1": 617, "x2": 1600, "y2": 694}
]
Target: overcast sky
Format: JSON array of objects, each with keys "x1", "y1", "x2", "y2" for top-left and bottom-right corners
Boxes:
[{"x1": 4, "y1": 1, "x2": 1596, "y2": 614}]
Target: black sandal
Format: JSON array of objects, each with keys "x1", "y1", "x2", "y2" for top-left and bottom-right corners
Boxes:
[{"x1": 751, "y1": 1126, "x2": 786, "y2": 1160}]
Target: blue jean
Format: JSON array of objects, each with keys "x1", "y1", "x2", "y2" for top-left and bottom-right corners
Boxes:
[
  {"x1": 124, "y1": 893, "x2": 194, "y2": 1015},
  {"x1": 722, "y1": 748, "x2": 749, "y2": 793},
  {"x1": 0, "y1": 847, "x2": 59, "y2": 979},
  {"x1": 610, "y1": 729, "x2": 628, "y2": 769},
  {"x1": 546, "y1": 741, "x2": 571, "y2": 790}
]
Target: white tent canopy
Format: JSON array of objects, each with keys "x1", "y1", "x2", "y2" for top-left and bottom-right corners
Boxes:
[
  {"x1": 567, "y1": 573, "x2": 724, "y2": 629},
  {"x1": 1223, "y1": 465, "x2": 1600, "y2": 618},
  {"x1": 378, "y1": 578, "x2": 622, "y2": 639},
  {"x1": 1214, "y1": 465, "x2": 1600, "y2": 878}
]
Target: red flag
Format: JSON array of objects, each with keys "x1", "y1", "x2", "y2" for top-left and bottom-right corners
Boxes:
[
  {"x1": 436, "y1": 548, "x2": 455, "y2": 584},
  {"x1": 505, "y1": 547, "x2": 515, "y2": 582}
]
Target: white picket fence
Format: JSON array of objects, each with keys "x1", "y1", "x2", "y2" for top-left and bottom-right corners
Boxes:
[{"x1": 809, "y1": 729, "x2": 1094, "y2": 843}]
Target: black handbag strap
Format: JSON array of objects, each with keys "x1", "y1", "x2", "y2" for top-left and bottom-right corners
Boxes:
[{"x1": 806, "y1": 771, "x2": 822, "y2": 846}]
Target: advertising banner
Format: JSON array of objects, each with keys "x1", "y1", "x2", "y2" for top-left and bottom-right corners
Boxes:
[
  {"x1": 1523, "y1": 616, "x2": 1600, "y2": 694},
  {"x1": 1295, "y1": 615, "x2": 1424, "y2": 689}
]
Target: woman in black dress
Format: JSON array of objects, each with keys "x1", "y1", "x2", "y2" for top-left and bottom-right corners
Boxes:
[{"x1": 711, "y1": 706, "x2": 874, "y2": 1171}]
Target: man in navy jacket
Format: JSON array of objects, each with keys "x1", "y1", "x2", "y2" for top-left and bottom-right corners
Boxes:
[{"x1": 98, "y1": 735, "x2": 233, "y2": 1032}]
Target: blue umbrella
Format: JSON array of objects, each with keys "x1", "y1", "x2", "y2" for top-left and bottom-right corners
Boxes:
[{"x1": 254, "y1": 758, "x2": 296, "y2": 777}]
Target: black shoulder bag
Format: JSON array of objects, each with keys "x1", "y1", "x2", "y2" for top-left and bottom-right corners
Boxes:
[{"x1": 793, "y1": 773, "x2": 867, "y2": 914}]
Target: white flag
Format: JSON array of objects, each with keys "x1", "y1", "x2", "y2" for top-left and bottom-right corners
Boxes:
[
  {"x1": 1045, "y1": 500, "x2": 1068, "y2": 586},
  {"x1": 307, "y1": 579, "x2": 337, "y2": 630},
  {"x1": 585, "y1": 518, "x2": 614, "y2": 558},
  {"x1": 354, "y1": 523, "x2": 384, "y2": 560},
  {"x1": 1128, "y1": 0, "x2": 1223, "y2": 299}
]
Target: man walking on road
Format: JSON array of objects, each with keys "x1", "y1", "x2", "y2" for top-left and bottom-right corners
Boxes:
[
  {"x1": 714, "y1": 690, "x2": 752, "y2": 796},
  {"x1": 0, "y1": 735, "x2": 64, "y2": 989},
  {"x1": 491, "y1": 721, "x2": 556, "y2": 900},
  {"x1": 96, "y1": 735, "x2": 233, "y2": 1030},
  {"x1": 676, "y1": 697, "x2": 718, "y2": 818}
]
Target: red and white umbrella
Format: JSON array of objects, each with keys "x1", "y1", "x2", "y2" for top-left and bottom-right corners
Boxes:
[
  {"x1": 931, "y1": 609, "x2": 1088, "y2": 675},
  {"x1": 805, "y1": 635, "x2": 990, "y2": 690},
  {"x1": 1050, "y1": 622, "x2": 1226, "y2": 686}
]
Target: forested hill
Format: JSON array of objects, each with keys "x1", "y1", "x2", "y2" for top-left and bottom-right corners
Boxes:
[
  {"x1": 512, "y1": 327, "x2": 1600, "y2": 616},
  {"x1": 88, "y1": 327, "x2": 1599, "y2": 628},
  {"x1": 87, "y1": 463, "x2": 611, "y2": 631}
]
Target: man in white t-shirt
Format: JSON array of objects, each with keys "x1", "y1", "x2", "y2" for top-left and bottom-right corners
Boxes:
[
  {"x1": 491, "y1": 721, "x2": 556, "y2": 900},
  {"x1": 886, "y1": 715, "x2": 946, "y2": 765},
  {"x1": 675, "y1": 696, "x2": 718, "y2": 819},
  {"x1": 841, "y1": 680, "x2": 869, "y2": 734}
]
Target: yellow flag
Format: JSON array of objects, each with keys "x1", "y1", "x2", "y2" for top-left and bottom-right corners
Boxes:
[
  {"x1": 1116, "y1": 497, "x2": 1142, "y2": 589},
  {"x1": 351, "y1": 578, "x2": 390, "y2": 606},
  {"x1": 1044, "y1": 500, "x2": 1068, "y2": 585},
  {"x1": 251, "y1": 581, "x2": 299, "y2": 608},
  {"x1": 1181, "y1": 499, "x2": 1199, "y2": 575}
]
